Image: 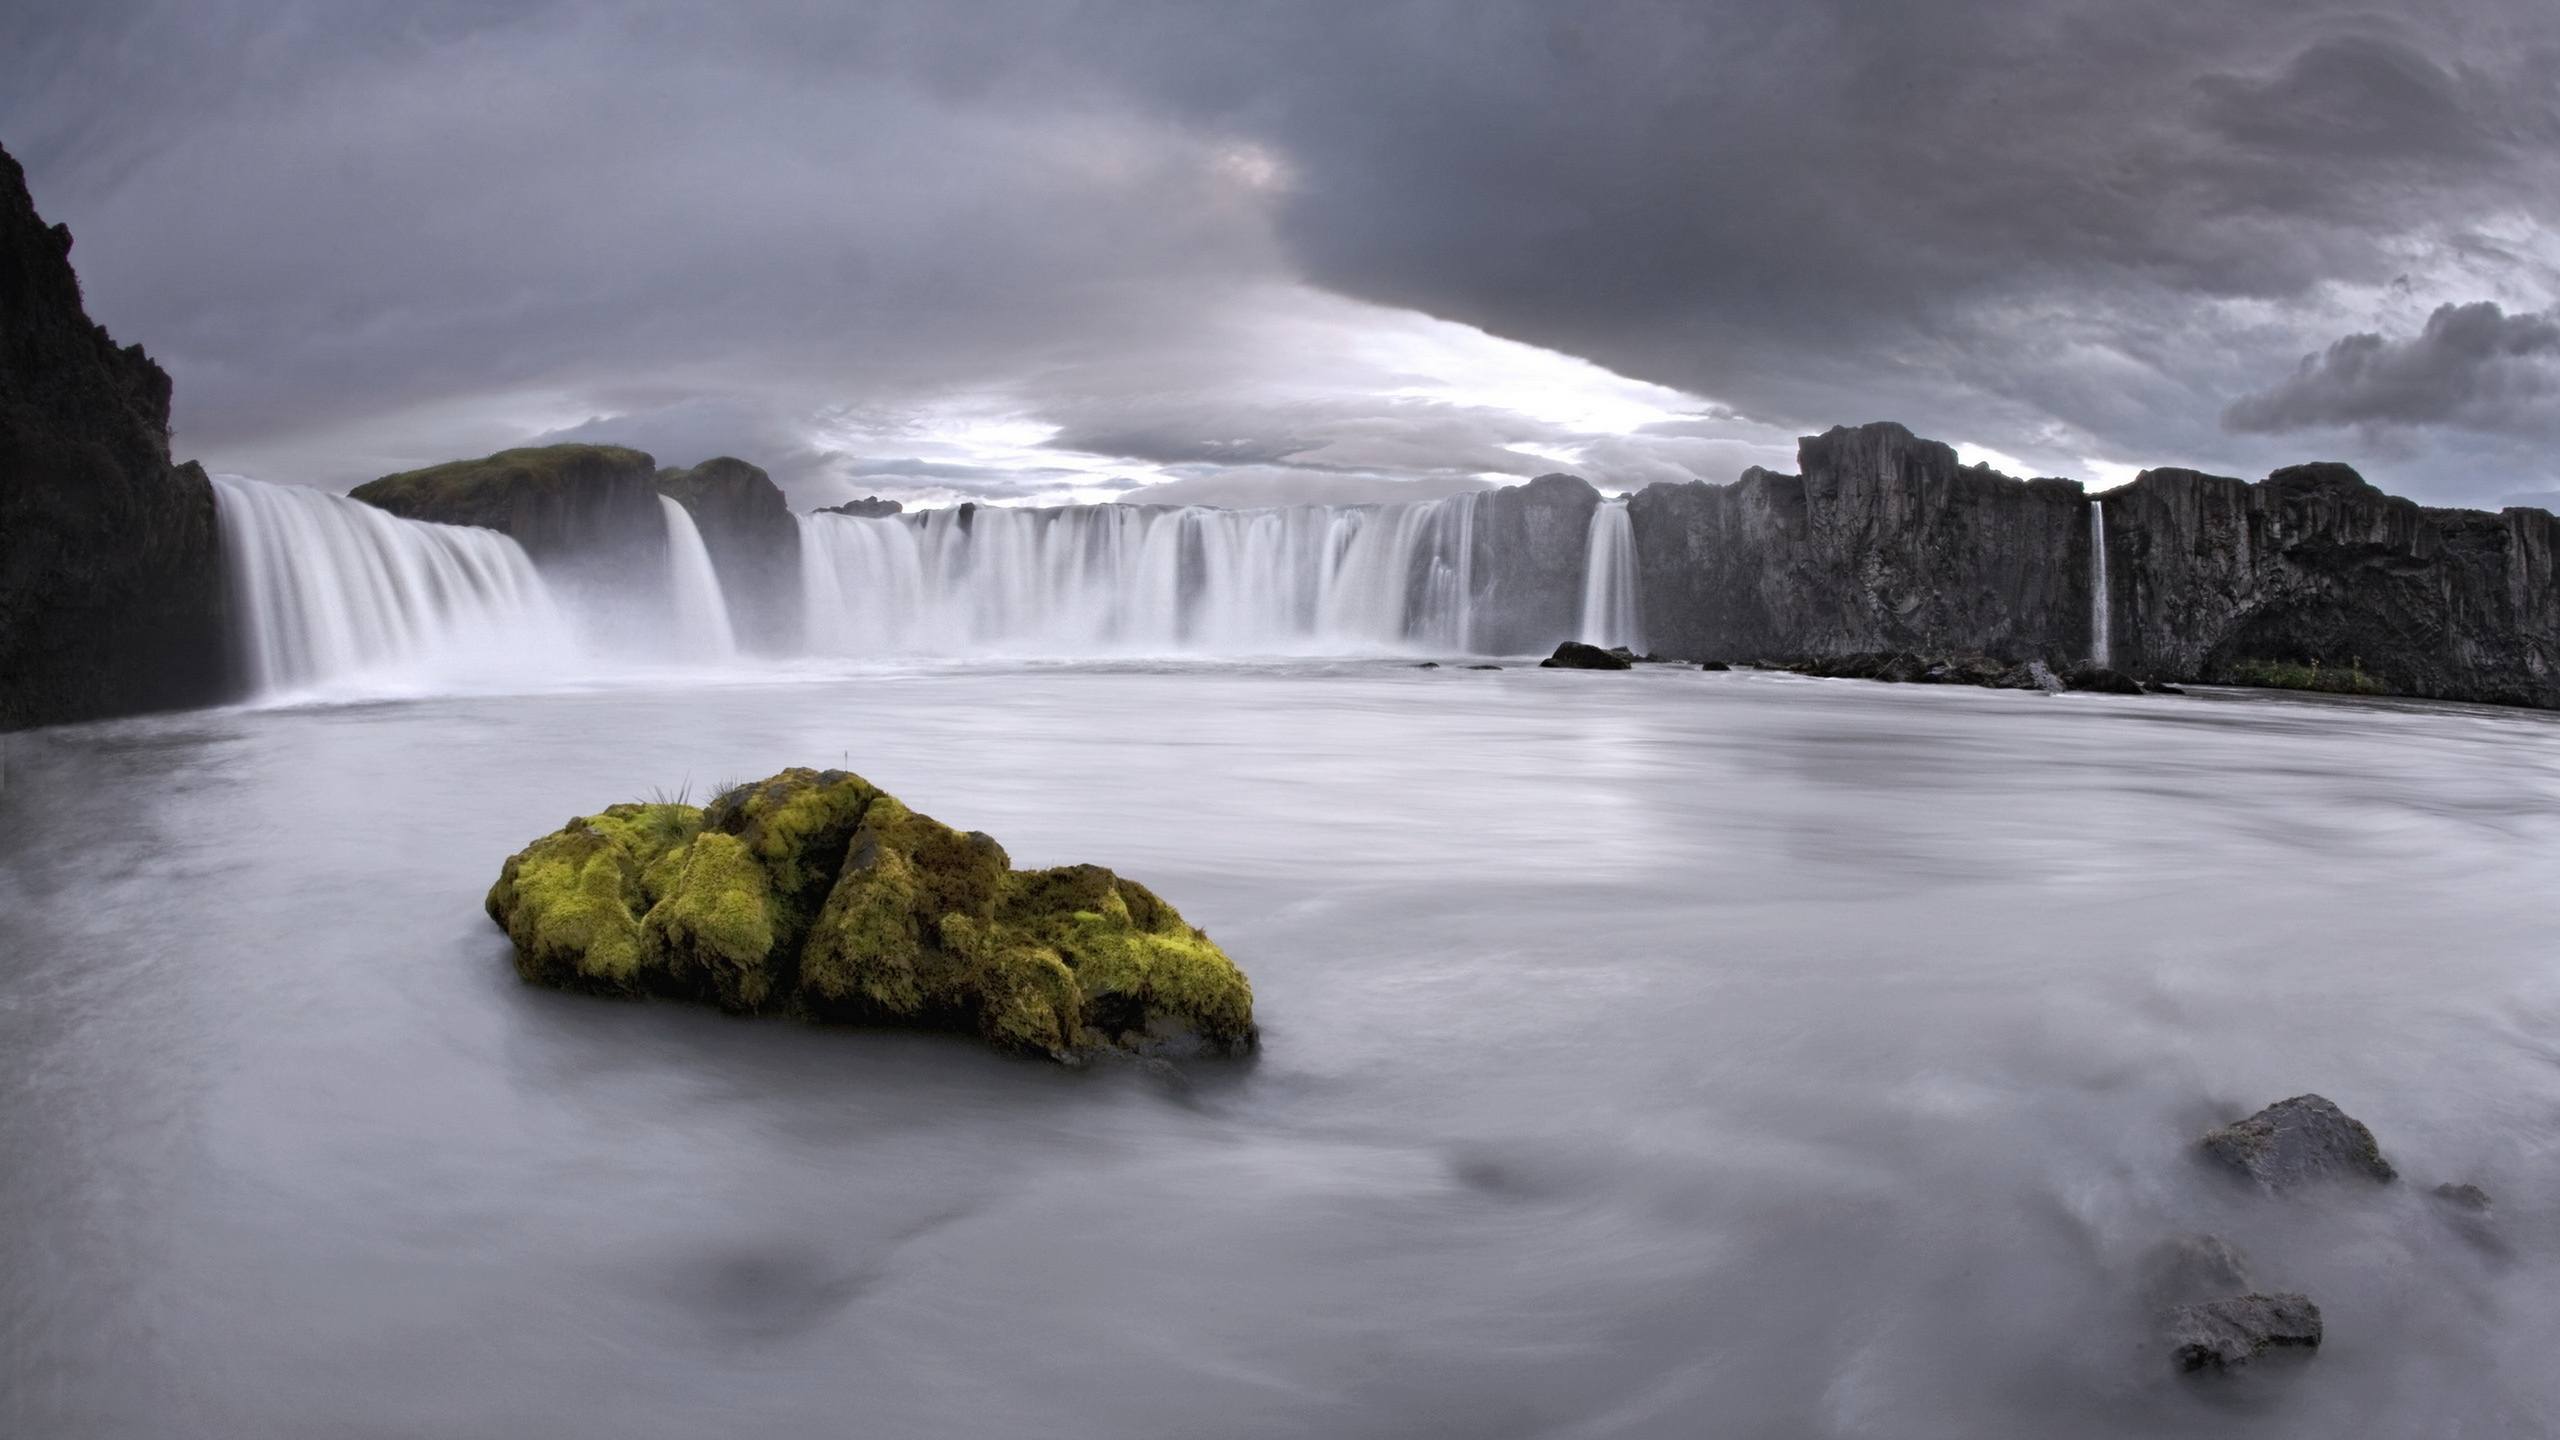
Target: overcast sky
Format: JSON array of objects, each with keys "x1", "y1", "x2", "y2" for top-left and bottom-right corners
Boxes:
[{"x1": 6, "y1": 1, "x2": 2557, "y2": 509}]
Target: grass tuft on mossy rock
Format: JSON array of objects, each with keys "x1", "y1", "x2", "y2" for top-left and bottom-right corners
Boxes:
[{"x1": 485, "y1": 768, "x2": 1256, "y2": 1063}]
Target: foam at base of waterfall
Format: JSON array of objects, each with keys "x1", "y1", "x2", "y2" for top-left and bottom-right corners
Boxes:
[
  {"x1": 213, "y1": 475, "x2": 578, "y2": 701},
  {"x1": 798, "y1": 494, "x2": 1482, "y2": 657}
]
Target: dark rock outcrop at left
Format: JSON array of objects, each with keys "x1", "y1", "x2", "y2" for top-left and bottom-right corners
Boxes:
[
  {"x1": 657, "y1": 457, "x2": 799, "y2": 649},
  {"x1": 0, "y1": 143, "x2": 228, "y2": 730}
]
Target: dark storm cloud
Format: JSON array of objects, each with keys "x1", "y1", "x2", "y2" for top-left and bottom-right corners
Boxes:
[
  {"x1": 2225, "y1": 302, "x2": 2560, "y2": 435},
  {"x1": 5, "y1": 0, "x2": 2558, "y2": 504}
]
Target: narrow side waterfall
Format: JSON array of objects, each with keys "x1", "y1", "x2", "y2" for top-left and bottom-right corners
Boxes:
[
  {"x1": 2088, "y1": 499, "x2": 2111, "y2": 668},
  {"x1": 796, "y1": 493, "x2": 1483, "y2": 655},
  {"x1": 212, "y1": 475, "x2": 573, "y2": 695},
  {"x1": 658, "y1": 495, "x2": 738, "y2": 660},
  {"x1": 1577, "y1": 498, "x2": 1641, "y2": 650}
]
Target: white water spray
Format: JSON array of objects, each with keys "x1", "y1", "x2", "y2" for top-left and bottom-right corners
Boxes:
[
  {"x1": 1577, "y1": 498, "x2": 1641, "y2": 650},
  {"x1": 658, "y1": 495, "x2": 738, "y2": 661},
  {"x1": 796, "y1": 494, "x2": 1484, "y2": 656},
  {"x1": 2088, "y1": 499, "x2": 2111, "y2": 668},
  {"x1": 212, "y1": 475, "x2": 573, "y2": 696}
]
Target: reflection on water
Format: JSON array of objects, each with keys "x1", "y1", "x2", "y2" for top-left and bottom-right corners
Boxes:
[{"x1": 4, "y1": 666, "x2": 2558, "y2": 1438}]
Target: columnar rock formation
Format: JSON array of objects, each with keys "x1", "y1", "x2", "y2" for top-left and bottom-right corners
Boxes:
[
  {"x1": 1619, "y1": 422, "x2": 2558, "y2": 709},
  {"x1": 2099, "y1": 464, "x2": 2560, "y2": 707},
  {"x1": 1626, "y1": 423, "x2": 2090, "y2": 663},
  {"x1": 0, "y1": 144, "x2": 228, "y2": 730}
]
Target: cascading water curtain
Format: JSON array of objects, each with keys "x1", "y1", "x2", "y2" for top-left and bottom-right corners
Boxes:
[
  {"x1": 211, "y1": 474, "x2": 574, "y2": 695},
  {"x1": 1577, "y1": 498, "x2": 1641, "y2": 651},
  {"x1": 792, "y1": 493, "x2": 1486, "y2": 656},
  {"x1": 2089, "y1": 499, "x2": 2111, "y2": 668}
]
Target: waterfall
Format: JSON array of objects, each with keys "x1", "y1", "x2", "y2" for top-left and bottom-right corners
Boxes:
[
  {"x1": 795, "y1": 493, "x2": 1483, "y2": 656},
  {"x1": 658, "y1": 495, "x2": 738, "y2": 660},
  {"x1": 2089, "y1": 499, "x2": 2111, "y2": 668},
  {"x1": 1577, "y1": 498, "x2": 1641, "y2": 650},
  {"x1": 212, "y1": 475, "x2": 573, "y2": 696}
]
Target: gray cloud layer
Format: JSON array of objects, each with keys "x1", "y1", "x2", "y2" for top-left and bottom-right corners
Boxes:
[
  {"x1": 5, "y1": 0, "x2": 2558, "y2": 505},
  {"x1": 2226, "y1": 302, "x2": 2560, "y2": 435}
]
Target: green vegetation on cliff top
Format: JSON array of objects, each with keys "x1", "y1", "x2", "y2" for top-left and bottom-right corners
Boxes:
[
  {"x1": 351, "y1": 444, "x2": 656, "y2": 520},
  {"x1": 485, "y1": 768, "x2": 1256, "y2": 1063}
]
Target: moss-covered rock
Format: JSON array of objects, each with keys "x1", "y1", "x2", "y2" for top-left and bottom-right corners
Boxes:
[{"x1": 484, "y1": 769, "x2": 1257, "y2": 1062}]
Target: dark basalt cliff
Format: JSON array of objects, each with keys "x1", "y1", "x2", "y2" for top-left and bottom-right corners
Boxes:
[
  {"x1": 1620, "y1": 421, "x2": 2559, "y2": 709},
  {"x1": 1465, "y1": 472, "x2": 1598, "y2": 653},
  {"x1": 0, "y1": 145, "x2": 228, "y2": 730},
  {"x1": 656, "y1": 456, "x2": 799, "y2": 649},
  {"x1": 2100, "y1": 464, "x2": 2559, "y2": 707},
  {"x1": 351, "y1": 444, "x2": 663, "y2": 563},
  {"x1": 1627, "y1": 423, "x2": 2089, "y2": 663}
]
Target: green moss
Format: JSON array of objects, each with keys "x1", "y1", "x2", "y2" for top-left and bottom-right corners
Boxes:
[
  {"x1": 488, "y1": 768, "x2": 1259, "y2": 1062},
  {"x1": 485, "y1": 823, "x2": 650, "y2": 991},
  {"x1": 2221, "y1": 657, "x2": 2391, "y2": 696},
  {"x1": 702, "y1": 767, "x2": 883, "y2": 909},
  {"x1": 643, "y1": 831, "x2": 787, "y2": 1011}
]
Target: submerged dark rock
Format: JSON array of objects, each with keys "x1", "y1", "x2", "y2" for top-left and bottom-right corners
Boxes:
[
  {"x1": 486, "y1": 767, "x2": 1257, "y2": 1063},
  {"x1": 2201, "y1": 1094, "x2": 2396, "y2": 1190},
  {"x1": 2140, "y1": 1234, "x2": 2256, "y2": 1312},
  {"x1": 2431, "y1": 1181, "x2": 2491, "y2": 1212},
  {"x1": 1698, "y1": 660, "x2": 1732, "y2": 671},
  {"x1": 2066, "y1": 664, "x2": 2146, "y2": 695},
  {"x1": 1776, "y1": 650, "x2": 2054, "y2": 692},
  {"x1": 1541, "y1": 641, "x2": 1633, "y2": 670},
  {"x1": 2164, "y1": 1293, "x2": 2324, "y2": 1373},
  {"x1": 0, "y1": 143, "x2": 229, "y2": 730}
]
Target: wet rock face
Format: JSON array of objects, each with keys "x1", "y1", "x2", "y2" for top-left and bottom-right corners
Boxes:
[
  {"x1": 1540, "y1": 640, "x2": 1632, "y2": 670},
  {"x1": 2164, "y1": 1293, "x2": 2324, "y2": 1373},
  {"x1": 657, "y1": 457, "x2": 800, "y2": 649},
  {"x1": 352, "y1": 444, "x2": 664, "y2": 565},
  {"x1": 2202, "y1": 1094, "x2": 2396, "y2": 1190},
  {"x1": 1467, "y1": 472, "x2": 1599, "y2": 654},
  {"x1": 485, "y1": 767, "x2": 1258, "y2": 1063},
  {"x1": 2104, "y1": 463, "x2": 2560, "y2": 708},
  {"x1": 1626, "y1": 422, "x2": 2089, "y2": 665},
  {"x1": 0, "y1": 143, "x2": 229, "y2": 730}
]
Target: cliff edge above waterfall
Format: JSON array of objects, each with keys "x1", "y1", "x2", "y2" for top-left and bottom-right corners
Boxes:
[
  {"x1": 351, "y1": 444, "x2": 664, "y2": 562},
  {"x1": 0, "y1": 142, "x2": 228, "y2": 730}
]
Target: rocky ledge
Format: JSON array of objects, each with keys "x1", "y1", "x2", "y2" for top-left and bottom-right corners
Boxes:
[{"x1": 487, "y1": 767, "x2": 1257, "y2": 1063}]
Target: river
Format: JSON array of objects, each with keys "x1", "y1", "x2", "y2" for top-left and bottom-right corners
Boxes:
[{"x1": 4, "y1": 663, "x2": 2555, "y2": 1437}]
